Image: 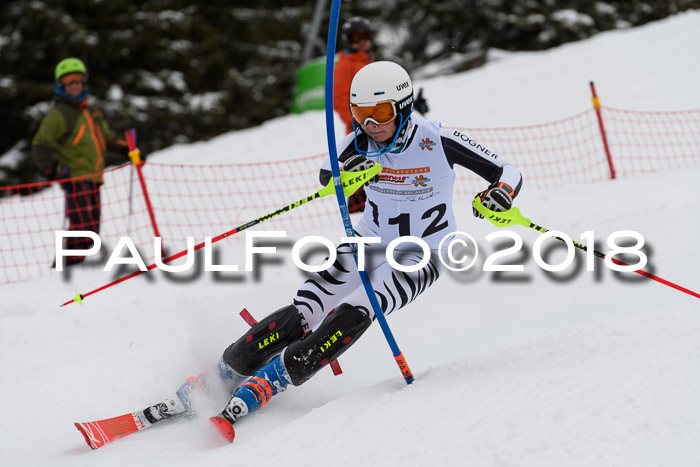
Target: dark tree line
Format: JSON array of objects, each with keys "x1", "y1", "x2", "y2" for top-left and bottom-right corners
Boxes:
[{"x1": 1, "y1": 0, "x2": 697, "y2": 186}]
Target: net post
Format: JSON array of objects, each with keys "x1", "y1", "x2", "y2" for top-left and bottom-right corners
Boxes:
[{"x1": 590, "y1": 81, "x2": 617, "y2": 179}]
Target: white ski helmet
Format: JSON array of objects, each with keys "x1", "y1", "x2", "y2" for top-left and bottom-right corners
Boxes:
[{"x1": 349, "y1": 61, "x2": 414, "y2": 127}]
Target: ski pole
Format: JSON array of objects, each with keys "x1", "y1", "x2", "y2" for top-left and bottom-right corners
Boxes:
[
  {"x1": 323, "y1": 0, "x2": 414, "y2": 384},
  {"x1": 59, "y1": 164, "x2": 382, "y2": 307},
  {"x1": 472, "y1": 198, "x2": 700, "y2": 300}
]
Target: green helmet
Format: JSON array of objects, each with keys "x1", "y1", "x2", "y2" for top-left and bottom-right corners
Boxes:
[{"x1": 54, "y1": 57, "x2": 87, "y2": 81}]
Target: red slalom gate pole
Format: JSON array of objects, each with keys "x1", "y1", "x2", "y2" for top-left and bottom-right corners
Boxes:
[
  {"x1": 124, "y1": 129, "x2": 162, "y2": 245},
  {"x1": 590, "y1": 81, "x2": 617, "y2": 180}
]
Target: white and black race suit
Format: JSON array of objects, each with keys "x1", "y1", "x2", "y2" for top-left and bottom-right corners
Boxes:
[{"x1": 293, "y1": 116, "x2": 523, "y2": 332}]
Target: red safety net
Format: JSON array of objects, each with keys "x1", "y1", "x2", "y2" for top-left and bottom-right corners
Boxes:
[
  {"x1": 599, "y1": 107, "x2": 700, "y2": 176},
  {"x1": 448, "y1": 109, "x2": 609, "y2": 191},
  {"x1": 448, "y1": 107, "x2": 700, "y2": 192},
  {"x1": 2, "y1": 106, "x2": 699, "y2": 284},
  {"x1": 0, "y1": 155, "x2": 338, "y2": 284}
]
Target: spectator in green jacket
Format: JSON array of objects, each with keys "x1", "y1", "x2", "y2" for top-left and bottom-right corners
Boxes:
[{"x1": 32, "y1": 57, "x2": 126, "y2": 267}]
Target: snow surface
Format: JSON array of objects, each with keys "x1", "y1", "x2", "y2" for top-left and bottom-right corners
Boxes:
[{"x1": 2, "y1": 11, "x2": 700, "y2": 467}]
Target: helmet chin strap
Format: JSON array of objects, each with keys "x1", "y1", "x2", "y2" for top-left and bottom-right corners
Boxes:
[{"x1": 353, "y1": 109, "x2": 414, "y2": 158}]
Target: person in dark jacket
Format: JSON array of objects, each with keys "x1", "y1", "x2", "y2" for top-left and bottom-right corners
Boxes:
[{"x1": 32, "y1": 57, "x2": 126, "y2": 267}]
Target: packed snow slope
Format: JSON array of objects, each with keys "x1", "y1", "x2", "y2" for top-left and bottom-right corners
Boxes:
[{"x1": 2, "y1": 11, "x2": 699, "y2": 467}]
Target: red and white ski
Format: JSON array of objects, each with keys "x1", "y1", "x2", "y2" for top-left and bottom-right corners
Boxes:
[{"x1": 75, "y1": 411, "x2": 151, "y2": 449}]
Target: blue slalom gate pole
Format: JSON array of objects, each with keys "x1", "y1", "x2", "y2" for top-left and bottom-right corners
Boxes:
[{"x1": 323, "y1": 0, "x2": 414, "y2": 384}]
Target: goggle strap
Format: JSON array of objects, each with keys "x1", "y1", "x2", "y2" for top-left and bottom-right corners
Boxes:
[{"x1": 352, "y1": 110, "x2": 413, "y2": 157}]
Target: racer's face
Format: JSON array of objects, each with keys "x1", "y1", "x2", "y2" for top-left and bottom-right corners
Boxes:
[
  {"x1": 350, "y1": 31, "x2": 371, "y2": 51},
  {"x1": 359, "y1": 119, "x2": 396, "y2": 144},
  {"x1": 351, "y1": 38, "x2": 372, "y2": 52},
  {"x1": 61, "y1": 73, "x2": 85, "y2": 98}
]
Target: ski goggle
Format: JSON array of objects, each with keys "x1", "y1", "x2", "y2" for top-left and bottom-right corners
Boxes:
[
  {"x1": 350, "y1": 31, "x2": 371, "y2": 42},
  {"x1": 60, "y1": 73, "x2": 85, "y2": 87},
  {"x1": 350, "y1": 100, "x2": 397, "y2": 126}
]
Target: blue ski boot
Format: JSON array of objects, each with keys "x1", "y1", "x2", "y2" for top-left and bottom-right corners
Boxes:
[{"x1": 210, "y1": 355, "x2": 291, "y2": 442}]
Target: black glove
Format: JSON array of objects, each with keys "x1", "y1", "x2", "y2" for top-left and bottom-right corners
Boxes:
[
  {"x1": 120, "y1": 142, "x2": 131, "y2": 160},
  {"x1": 36, "y1": 167, "x2": 54, "y2": 182},
  {"x1": 414, "y1": 88, "x2": 429, "y2": 115},
  {"x1": 110, "y1": 140, "x2": 145, "y2": 164},
  {"x1": 473, "y1": 182, "x2": 514, "y2": 218},
  {"x1": 342, "y1": 155, "x2": 379, "y2": 185},
  {"x1": 36, "y1": 163, "x2": 63, "y2": 182}
]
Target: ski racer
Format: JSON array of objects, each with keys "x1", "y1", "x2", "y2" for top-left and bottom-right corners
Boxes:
[{"x1": 99, "y1": 61, "x2": 524, "y2": 444}]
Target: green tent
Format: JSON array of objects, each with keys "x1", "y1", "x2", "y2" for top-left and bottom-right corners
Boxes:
[{"x1": 290, "y1": 56, "x2": 336, "y2": 114}]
